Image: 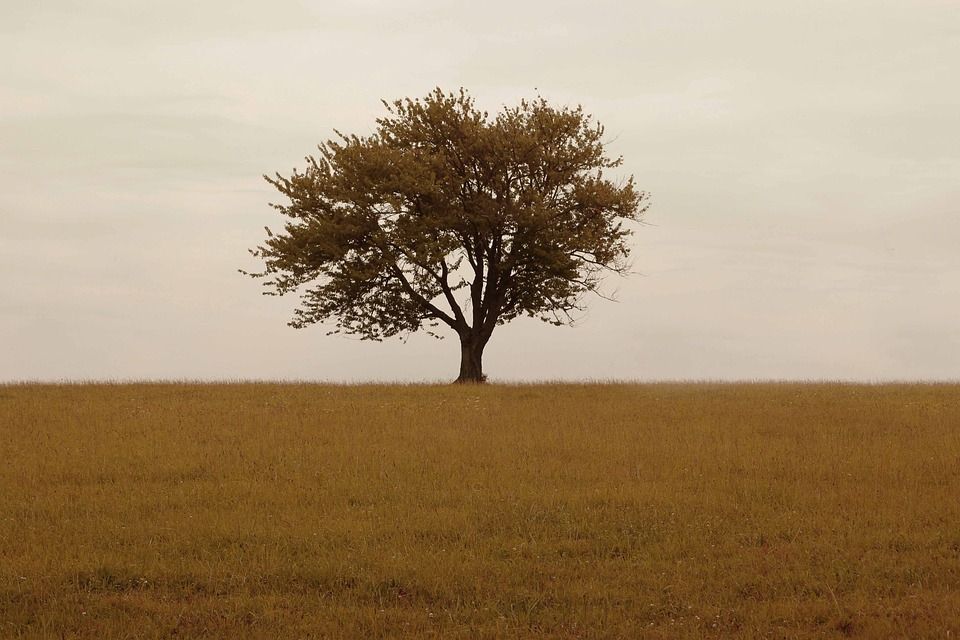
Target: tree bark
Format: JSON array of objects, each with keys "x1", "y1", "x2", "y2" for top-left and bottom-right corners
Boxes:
[{"x1": 455, "y1": 335, "x2": 486, "y2": 383}]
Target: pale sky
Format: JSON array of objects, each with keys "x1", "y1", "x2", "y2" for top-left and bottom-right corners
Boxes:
[{"x1": 2, "y1": 0, "x2": 958, "y2": 382}]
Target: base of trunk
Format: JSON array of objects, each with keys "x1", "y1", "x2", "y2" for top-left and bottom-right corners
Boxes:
[
  {"x1": 456, "y1": 340, "x2": 486, "y2": 383},
  {"x1": 454, "y1": 373, "x2": 487, "y2": 384}
]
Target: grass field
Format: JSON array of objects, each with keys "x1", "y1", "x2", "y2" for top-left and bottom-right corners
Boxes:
[{"x1": 1, "y1": 382, "x2": 958, "y2": 638}]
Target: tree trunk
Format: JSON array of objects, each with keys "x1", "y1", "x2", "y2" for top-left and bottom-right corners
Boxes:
[{"x1": 455, "y1": 336, "x2": 486, "y2": 383}]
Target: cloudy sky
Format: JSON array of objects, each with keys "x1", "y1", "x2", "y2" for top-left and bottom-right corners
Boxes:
[{"x1": 2, "y1": 0, "x2": 958, "y2": 382}]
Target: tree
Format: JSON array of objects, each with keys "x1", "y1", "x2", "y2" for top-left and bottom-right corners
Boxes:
[{"x1": 244, "y1": 88, "x2": 649, "y2": 383}]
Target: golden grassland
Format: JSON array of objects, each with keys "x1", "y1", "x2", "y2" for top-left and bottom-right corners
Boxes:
[{"x1": 1, "y1": 382, "x2": 958, "y2": 639}]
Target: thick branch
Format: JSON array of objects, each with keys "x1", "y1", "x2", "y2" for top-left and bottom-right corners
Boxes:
[
  {"x1": 470, "y1": 238, "x2": 485, "y2": 330},
  {"x1": 388, "y1": 264, "x2": 458, "y2": 329},
  {"x1": 439, "y1": 260, "x2": 468, "y2": 329}
]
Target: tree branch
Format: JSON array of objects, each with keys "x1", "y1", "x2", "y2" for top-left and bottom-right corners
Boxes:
[
  {"x1": 439, "y1": 260, "x2": 468, "y2": 329},
  {"x1": 387, "y1": 264, "x2": 458, "y2": 329}
]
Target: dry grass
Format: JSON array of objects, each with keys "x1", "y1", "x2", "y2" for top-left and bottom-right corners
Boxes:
[{"x1": 1, "y1": 382, "x2": 958, "y2": 638}]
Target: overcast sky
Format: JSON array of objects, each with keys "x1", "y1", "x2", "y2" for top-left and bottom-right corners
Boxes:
[{"x1": 2, "y1": 0, "x2": 958, "y2": 382}]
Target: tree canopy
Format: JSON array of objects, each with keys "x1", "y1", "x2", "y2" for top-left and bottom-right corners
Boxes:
[{"x1": 244, "y1": 88, "x2": 649, "y2": 382}]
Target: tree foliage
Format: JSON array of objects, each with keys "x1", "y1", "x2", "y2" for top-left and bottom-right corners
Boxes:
[{"x1": 244, "y1": 88, "x2": 649, "y2": 381}]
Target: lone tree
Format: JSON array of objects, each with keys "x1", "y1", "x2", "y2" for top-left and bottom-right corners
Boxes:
[{"x1": 244, "y1": 88, "x2": 648, "y2": 383}]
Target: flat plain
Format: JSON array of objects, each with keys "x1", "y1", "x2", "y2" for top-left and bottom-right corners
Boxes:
[{"x1": 1, "y1": 382, "x2": 958, "y2": 638}]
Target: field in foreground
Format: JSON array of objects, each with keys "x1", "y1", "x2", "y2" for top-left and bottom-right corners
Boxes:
[{"x1": 1, "y1": 382, "x2": 958, "y2": 639}]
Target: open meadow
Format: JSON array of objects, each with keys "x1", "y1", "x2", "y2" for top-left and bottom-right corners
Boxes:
[{"x1": 1, "y1": 382, "x2": 958, "y2": 638}]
